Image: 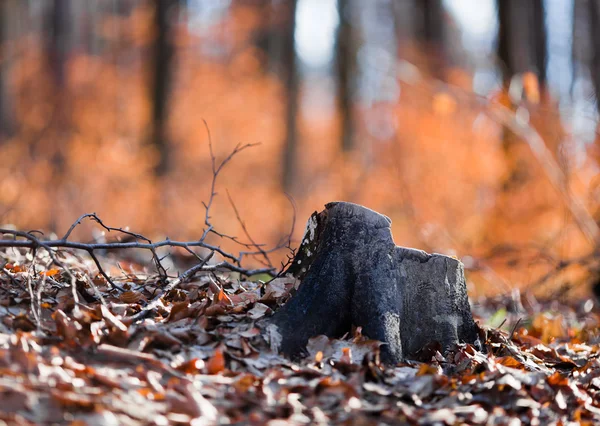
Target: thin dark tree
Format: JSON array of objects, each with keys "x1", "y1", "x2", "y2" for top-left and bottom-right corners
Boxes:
[
  {"x1": 46, "y1": 0, "x2": 71, "y2": 87},
  {"x1": 0, "y1": 0, "x2": 8, "y2": 140},
  {"x1": 414, "y1": 0, "x2": 445, "y2": 77},
  {"x1": 281, "y1": 0, "x2": 299, "y2": 192},
  {"x1": 335, "y1": 0, "x2": 356, "y2": 152},
  {"x1": 150, "y1": 0, "x2": 178, "y2": 176},
  {"x1": 415, "y1": 0, "x2": 444, "y2": 47},
  {"x1": 496, "y1": 0, "x2": 547, "y2": 86},
  {"x1": 251, "y1": 0, "x2": 282, "y2": 74},
  {"x1": 532, "y1": 0, "x2": 547, "y2": 85},
  {"x1": 588, "y1": 0, "x2": 600, "y2": 113}
]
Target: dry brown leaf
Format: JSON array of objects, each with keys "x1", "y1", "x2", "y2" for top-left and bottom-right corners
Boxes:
[{"x1": 206, "y1": 348, "x2": 226, "y2": 374}]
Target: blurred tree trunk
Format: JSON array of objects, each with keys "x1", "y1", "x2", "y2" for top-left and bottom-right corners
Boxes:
[
  {"x1": 571, "y1": 0, "x2": 586, "y2": 97},
  {"x1": 491, "y1": 0, "x2": 551, "y2": 246},
  {"x1": 281, "y1": 0, "x2": 299, "y2": 192},
  {"x1": 42, "y1": 0, "x2": 72, "y2": 162},
  {"x1": 42, "y1": 0, "x2": 72, "y2": 231},
  {"x1": 150, "y1": 0, "x2": 178, "y2": 176},
  {"x1": 496, "y1": 0, "x2": 547, "y2": 87},
  {"x1": 532, "y1": 0, "x2": 547, "y2": 86},
  {"x1": 0, "y1": 0, "x2": 12, "y2": 140},
  {"x1": 335, "y1": 0, "x2": 356, "y2": 152},
  {"x1": 588, "y1": 0, "x2": 600, "y2": 113},
  {"x1": 415, "y1": 0, "x2": 443, "y2": 46},
  {"x1": 0, "y1": 2, "x2": 3, "y2": 140},
  {"x1": 46, "y1": 0, "x2": 70, "y2": 87},
  {"x1": 252, "y1": 0, "x2": 282, "y2": 74},
  {"x1": 414, "y1": 0, "x2": 445, "y2": 77}
]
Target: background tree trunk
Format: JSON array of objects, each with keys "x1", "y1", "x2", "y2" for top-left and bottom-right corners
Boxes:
[
  {"x1": 335, "y1": 0, "x2": 356, "y2": 152},
  {"x1": 0, "y1": 0, "x2": 11, "y2": 140},
  {"x1": 281, "y1": 0, "x2": 299, "y2": 192},
  {"x1": 46, "y1": 0, "x2": 70, "y2": 88},
  {"x1": 415, "y1": 0, "x2": 445, "y2": 77},
  {"x1": 588, "y1": 0, "x2": 600, "y2": 113},
  {"x1": 150, "y1": 0, "x2": 178, "y2": 176},
  {"x1": 497, "y1": 0, "x2": 547, "y2": 86}
]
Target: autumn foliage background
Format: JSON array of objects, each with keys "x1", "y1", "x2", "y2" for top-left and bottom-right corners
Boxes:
[{"x1": 0, "y1": 0, "x2": 599, "y2": 298}]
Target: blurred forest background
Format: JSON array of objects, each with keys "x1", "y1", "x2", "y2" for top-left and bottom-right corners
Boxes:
[{"x1": 1, "y1": 0, "x2": 600, "y2": 297}]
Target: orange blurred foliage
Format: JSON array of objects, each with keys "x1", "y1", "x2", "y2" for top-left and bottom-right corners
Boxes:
[{"x1": 1, "y1": 2, "x2": 599, "y2": 298}]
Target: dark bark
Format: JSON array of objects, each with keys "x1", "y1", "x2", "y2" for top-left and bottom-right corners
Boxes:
[
  {"x1": 251, "y1": 0, "x2": 281, "y2": 74},
  {"x1": 589, "y1": 0, "x2": 600, "y2": 112},
  {"x1": 46, "y1": 0, "x2": 71, "y2": 87},
  {"x1": 0, "y1": 0, "x2": 8, "y2": 139},
  {"x1": 414, "y1": 0, "x2": 445, "y2": 77},
  {"x1": 150, "y1": 0, "x2": 178, "y2": 176},
  {"x1": 335, "y1": 0, "x2": 356, "y2": 152},
  {"x1": 281, "y1": 0, "x2": 299, "y2": 192},
  {"x1": 532, "y1": 0, "x2": 547, "y2": 85},
  {"x1": 496, "y1": 0, "x2": 547, "y2": 86},
  {"x1": 262, "y1": 202, "x2": 481, "y2": 365},
  {"x1": 415, "y1": 0, "x2": 444, "y2": 47},
  {"x1": 571, "y1": 0, "x2": 584, "y2": 97}
]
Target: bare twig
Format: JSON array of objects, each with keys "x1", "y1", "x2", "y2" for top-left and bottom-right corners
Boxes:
[
  {"x1": 509, "y1": 318, "x2": 523, "y2": 341},
  {"x1": 127, "y1": 251, "x2": 215, "y2": 323},
  {"x1": 259, "y1": 194, "x2": 299, "y2": 281},
  {"x1": 0, "y1": 234, "x2": 271, "y2": 268},
  {"x1": 0, "y1": 125, "x2": 292, "y2": 311},
  {"x1": 62, "y1": 213, "x2": 168, "y2": 284},
  {"x1": 25, "y1": 249, "x2": 41, "y2": 330},
  {"x1": 0, "y1": 228, "x2": 80, "y2": 295},
  {"x1": 226, "y1": 190, "x2": 273, "y2": 269},
  {"x1": 0, "y1": 229, "x2": 277, "y2": 284},
  {"x1": 201, "y1": 119, "x2": 260, "y2": 246},
  {"x1": 278, "y1": 193, "x2": 297, "y2": 250}
]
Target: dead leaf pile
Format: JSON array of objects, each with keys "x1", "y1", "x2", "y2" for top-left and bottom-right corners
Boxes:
[{"x1": 1, "y1": 249, "x2": 600, "y2": 425}]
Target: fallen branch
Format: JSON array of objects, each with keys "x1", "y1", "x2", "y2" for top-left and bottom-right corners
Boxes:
[{"x1": 0, "y1": 130, "x2": 294, "y2": 304}]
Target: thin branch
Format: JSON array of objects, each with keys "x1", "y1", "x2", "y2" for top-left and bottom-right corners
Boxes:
[
  {"x1": 201, "y1": 119, "x2": 260, "y2": 245},
  {"x1": 282, "y1": 193, "x2": 297, "y2": 248},
  {"x1": 127, "y1": 251, "x2": 215, "y2": 323},
  {"x1": 0, "y1": 233, "x2": 276, "y2": 276},
  {"x1": 0, "y1": 125, "x2": 287, "y2": 303},
  {"x1": 236, "y1": 193, "x2": 298, "y2": 267},
  {"x1": 87, "y1": 249, "x2": 124, "y2": 292},
  {"x1": 61, "y1": 213, "x2": 168, "y2": 283},
  {"x1": 61, "y1": 213, "x2": 97, "y2": 240},
  {"x1": 0, "y1": 228, "x2": 80, "y2": 295},
  {"x1": 25, "y1": 249, "x2": 41, "y2": 330},
  {"x1": 200, "y1": 261, "x2": 273, "y2": 276},
  {"x1": 226, "y1": 190, "x2": 273, "y2": 269},
  {"x1": 0, "y1": 234, "x2": 231, "y2": 261}
]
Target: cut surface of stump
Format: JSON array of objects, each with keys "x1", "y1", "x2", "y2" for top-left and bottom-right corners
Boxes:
[{"x1": 262, "y1": 202, "x2": 481, "y2": 365}]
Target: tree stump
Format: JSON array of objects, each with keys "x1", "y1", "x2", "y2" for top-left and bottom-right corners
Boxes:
[{"x1": 262, "y1": 202, "x2": 481, "y2": 365}]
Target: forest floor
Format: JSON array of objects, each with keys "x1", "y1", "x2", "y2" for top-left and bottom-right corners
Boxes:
[{"x1": 0, "y1": 246, "x2": 600, "y2": 425}]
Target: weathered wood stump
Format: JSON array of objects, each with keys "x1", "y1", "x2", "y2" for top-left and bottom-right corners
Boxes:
[{"x1": 262, "y1": 202, "x2": 481, "y2": 365}]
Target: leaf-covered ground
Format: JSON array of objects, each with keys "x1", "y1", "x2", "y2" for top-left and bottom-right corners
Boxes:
[{"x1": 1, "y1": 248, "x2": 600, "y2": 425}]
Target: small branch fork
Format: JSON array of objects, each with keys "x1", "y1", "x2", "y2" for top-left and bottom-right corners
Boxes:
[{"x1": 0, "y1": 130, "x2": 297, "y2": 321}]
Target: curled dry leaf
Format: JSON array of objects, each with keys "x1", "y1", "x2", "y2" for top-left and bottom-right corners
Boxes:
[
  {"x1": 247, "y1": 302, "x2": 271, "y2": 319},
  {"x1": 206, "y1": 348, "x2": 226, "y2": 374},
  {"x1": 119, "y1": 290, "x2": 145, "y2": 304},
  {"x1": 261, "y1": 277, "x2": 295, "y2": 302}
]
